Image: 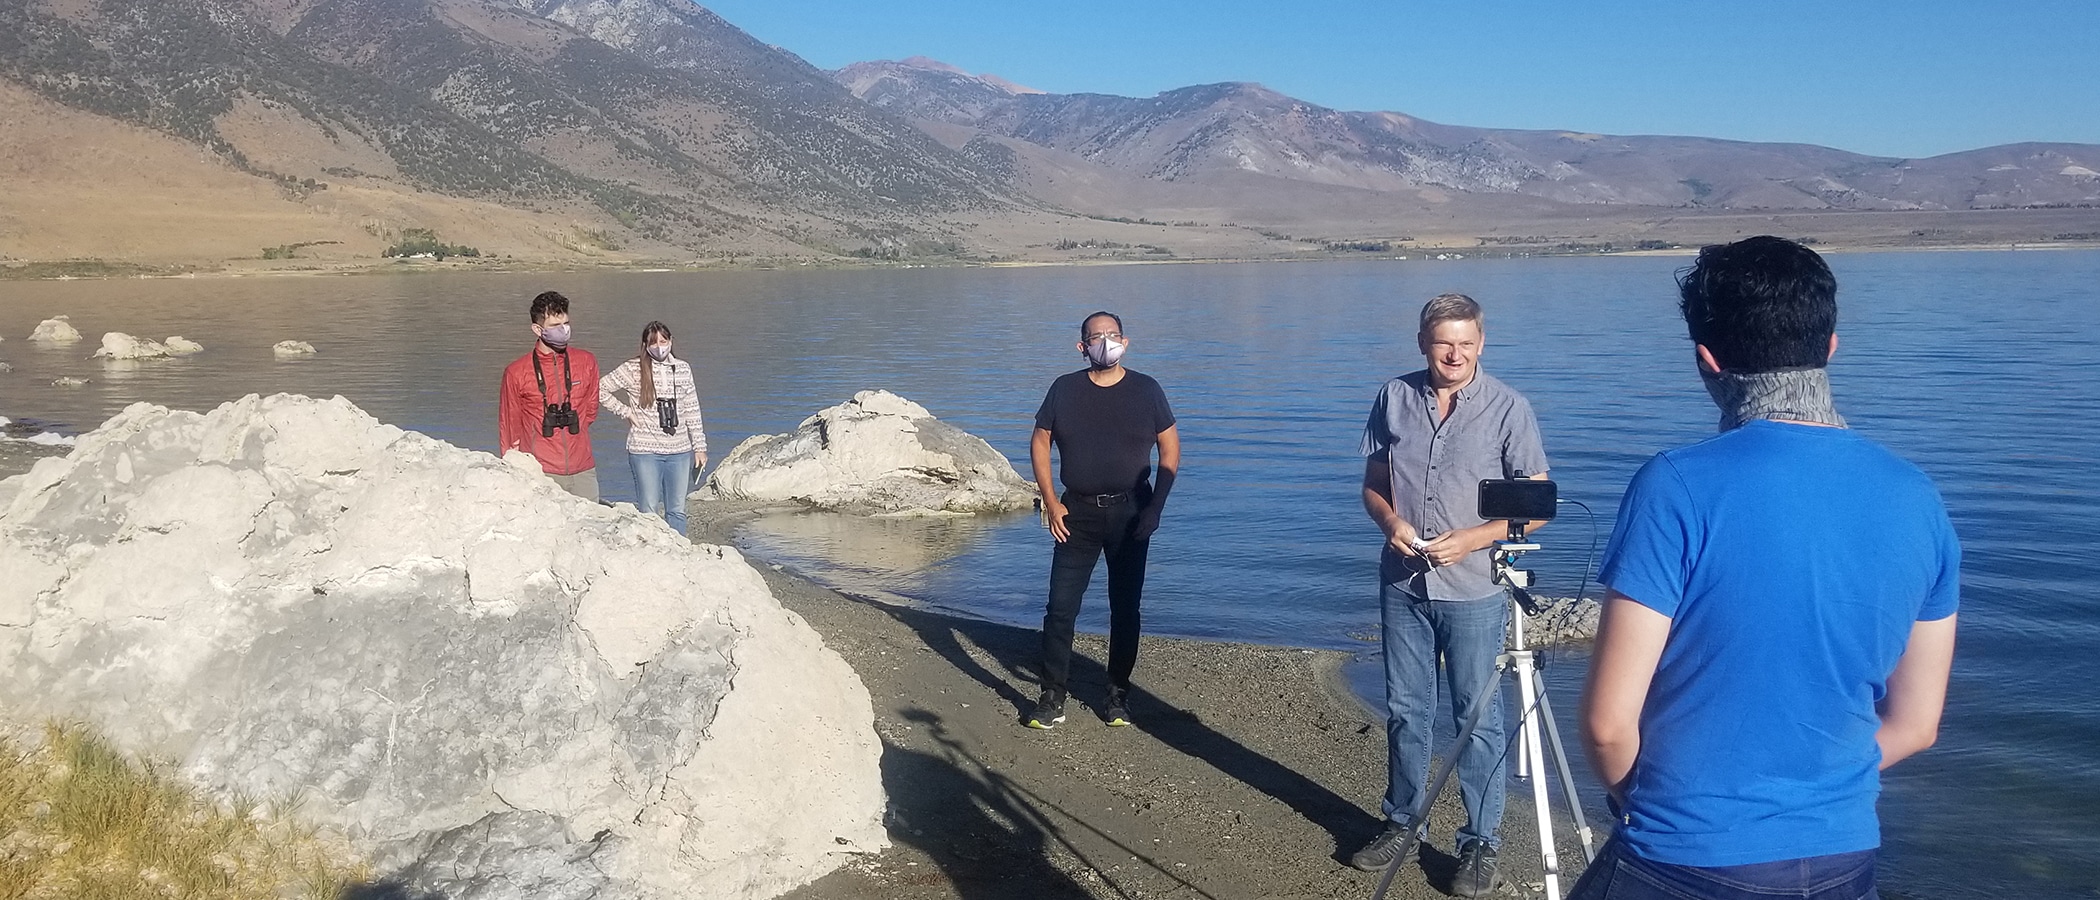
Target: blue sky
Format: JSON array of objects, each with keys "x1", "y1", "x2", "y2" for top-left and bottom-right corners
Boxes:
[{"x1": 700, "y1": 0, "x2": 2098, "y2": 159}]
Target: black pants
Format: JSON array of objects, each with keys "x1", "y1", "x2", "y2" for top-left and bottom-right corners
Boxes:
[{"x1": 1040, "y1": 492, "x2": 1150, "y2": 696}]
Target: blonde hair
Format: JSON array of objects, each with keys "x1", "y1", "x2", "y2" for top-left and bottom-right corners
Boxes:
[{"x1": 1418, "y1": 293, "x2": 1483, "y2": 334}]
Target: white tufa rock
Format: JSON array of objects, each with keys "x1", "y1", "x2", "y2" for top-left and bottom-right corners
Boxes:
[
  {"x1": 706, "y1": 390, "x2": 1037, "y2": 514},
  {"x1": 0, "y1": 394, "x2": 886, "y2": 900},
  {"x1": 90, "y1": 332, "x2": 173, "y2": 360},
  {"x1": 273, "y1": 340, "x2": 318, "y2": 356},
  {"x1": 27, "y1": 316, "x2": 83, "y2": 343},
  {"x1": 164, "y1": 336, "x2": 204, "y2": 355},
  {"x1": 51, "y1": 377, "x2": 87, "y2": 387},
  {"x1": 0, "y1": 362, "x2": 12, "y2": 373}
]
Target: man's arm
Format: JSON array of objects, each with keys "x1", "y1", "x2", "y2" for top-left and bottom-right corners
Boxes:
[
  {"x1": 1362, "y1": 455, "x2": 1422, "y2": 557},
  {"x1": 1877, "y1": 615, "x2": 1958, "y2": 769},
  {"x1": 1134, "y1": 425, "x2": 1179, "y2": 539},
  {"x1": 498, "y1": 368, "x2": 521, "y2": 452},
  {"x1": 1031, "y1": 427, "x2": 1069, "y2": 543},
  {"x1": 1581, "y1": 590, "x2": 1672, "y2": 803},
  {"x1": 576, "y1": 354, "x2": 600, "y2": 427}
]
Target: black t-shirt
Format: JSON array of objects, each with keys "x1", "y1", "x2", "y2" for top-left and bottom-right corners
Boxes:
[{"x1": 1034, "y1": 369, "x2": 1176, "y2": 495}]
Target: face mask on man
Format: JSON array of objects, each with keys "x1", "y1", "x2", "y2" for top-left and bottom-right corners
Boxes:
[
  {"x1": 1084, "y1": 336, "x2": 1126, "y2": 369},
  {"x1": 539, "y1": 323, "x2": 572, "y2": 350},
  {"x1": 646, "y1": 344, "x2": 671, "y2": 362}
]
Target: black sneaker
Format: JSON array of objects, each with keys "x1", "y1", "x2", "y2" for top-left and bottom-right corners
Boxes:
[
  {"x1": 1347, "y1": 821, "x2": 1421, "y2": 871},
  {"x1": 1025, "y1": 689, "x2": 1066, "y2": 729},
  {"x1": 1451, "y1": 838, "x2": 1502, "y2": 897},
  {"x1": 1103, "y1": 689, "x2": 1132, "y2": 727}
]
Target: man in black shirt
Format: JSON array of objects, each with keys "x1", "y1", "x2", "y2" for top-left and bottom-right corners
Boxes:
[{"x1": 1028, "y1": 311, "x2": 1181, "y2": 729}]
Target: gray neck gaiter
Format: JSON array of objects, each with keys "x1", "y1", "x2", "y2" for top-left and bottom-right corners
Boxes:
[{"x1": 1701, "y1": 366, "x2": 1847, "y2": 432}]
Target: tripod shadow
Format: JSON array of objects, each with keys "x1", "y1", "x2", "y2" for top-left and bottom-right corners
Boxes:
[{"x1": 860, "y1": 598, "x2": 1378, "y2": 860}]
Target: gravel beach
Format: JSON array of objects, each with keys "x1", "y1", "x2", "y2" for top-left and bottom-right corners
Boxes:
[{"x1": 691, "y1": 502, "x2": 1596, "y2": 900}]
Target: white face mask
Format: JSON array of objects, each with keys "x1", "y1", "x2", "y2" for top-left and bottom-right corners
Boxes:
[
  {"x1": 1084, "y1": 337, "x2": 1126, "y2": 368},
  {"x1": 646, "y1": 344, "x2": 671, "y2": 362}
]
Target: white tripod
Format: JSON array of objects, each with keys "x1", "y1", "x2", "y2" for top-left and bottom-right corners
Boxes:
[{"x1": 1371, "y1": 526, "x2": 1597, "y2": 900}]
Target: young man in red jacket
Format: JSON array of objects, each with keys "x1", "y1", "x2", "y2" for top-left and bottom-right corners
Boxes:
[{"x1": 498, "y1": 291, "x2": 601, "y2": 499}]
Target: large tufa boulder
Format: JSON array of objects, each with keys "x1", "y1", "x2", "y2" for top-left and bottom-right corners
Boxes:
[
  {"x1": 27, "y1": 316, "x2": 83, "y2": 343},
  {"x1": 706, "y1": 390, "x2": 1037, "y2": 514},
  {"x1": 90, "y1": 332, "x2": 173, "y2": 360},
  {"x1": 0, "y1": 394, "x2": 885, "y2": 900}
]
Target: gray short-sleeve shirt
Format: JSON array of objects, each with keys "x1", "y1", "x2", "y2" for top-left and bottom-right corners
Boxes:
[{"x1": 1361, "y1": 370, "x2": 1550, "y2": 600}]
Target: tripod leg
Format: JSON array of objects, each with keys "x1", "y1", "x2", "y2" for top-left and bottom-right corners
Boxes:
[
  {"x1": 1513, "y1": 652, "x2": 1565, "y2": 900},
  {"x1": 1533, "y1": 687, "x2": 1597, "y2": 864}
]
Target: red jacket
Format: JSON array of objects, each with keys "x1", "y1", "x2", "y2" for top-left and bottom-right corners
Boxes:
[{"x1": 499, "y1": 345, "x2": 600, "y2": 475}]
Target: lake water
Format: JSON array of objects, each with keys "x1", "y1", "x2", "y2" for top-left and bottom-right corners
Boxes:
[{"x1": 3, "y1": 252, "x2": 2095, "y2": 898}]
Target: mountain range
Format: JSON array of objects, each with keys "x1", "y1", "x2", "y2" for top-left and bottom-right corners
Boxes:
[
  {"x1": 836, "y1": 58, "x2": 2100, "y2": 213},
  {"x1": 2, "y1": 0, "x2": 2096, "y2": 269}
]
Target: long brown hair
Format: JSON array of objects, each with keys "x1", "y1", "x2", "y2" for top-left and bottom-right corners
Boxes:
[{"x1": 638, "y1": 321, "x2": 672, "y2": 407}]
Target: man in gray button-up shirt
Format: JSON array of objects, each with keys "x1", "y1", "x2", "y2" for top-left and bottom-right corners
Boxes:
[{"x1": 1348, "y1": 293, "x2": 1549, "y2": 897}]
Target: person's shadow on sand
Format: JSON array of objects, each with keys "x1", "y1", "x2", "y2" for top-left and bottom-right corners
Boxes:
[
  {"x1": 888, "y1": 707, "x2": 1221, "y2": 900},
  {"x1": 866, "y1": 600, "x2": 1382, "y2": 863}
]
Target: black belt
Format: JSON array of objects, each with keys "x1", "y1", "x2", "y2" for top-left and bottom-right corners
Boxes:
[{"x1": 1069, "y1": 491, "x2": 1133, "y2": 507}]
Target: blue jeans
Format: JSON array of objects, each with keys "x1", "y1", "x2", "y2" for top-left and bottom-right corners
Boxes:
[
  {"x1": 629, "y1": 451, "x2": 694, "y2": 535},
  {"x1": 1568, "y1": 836, "x2": 1878, "y2": 900},
  {"x1": 1380, "y1": 583, "x2": 1509, "y2": 848}
]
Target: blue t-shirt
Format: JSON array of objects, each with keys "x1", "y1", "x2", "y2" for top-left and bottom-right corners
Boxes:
[{"x1": 1598, "y1": 420, "x2": 1960, "y2": 867}]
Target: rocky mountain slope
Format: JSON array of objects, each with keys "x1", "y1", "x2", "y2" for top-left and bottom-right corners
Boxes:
[
  {"x1": 836, "y1": 58, "x2": 2100, "y2": 213},
  {"x1": 0, "y1": 0, "x2": 1019, "y2": 261},
  {"x1": 2, "y1": 2, "x2": 2095, "y2": 268}
]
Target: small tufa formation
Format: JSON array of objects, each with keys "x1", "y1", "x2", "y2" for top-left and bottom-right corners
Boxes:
[
  {"x1": 165, "y1": 336, "x2": 204, "y2": 355},
  {"x1": 51, "y1": 377, "x2": 87, "y2": 387},
  {"x1": 1519, "y1": 596, "x2": 1603, "y2": 645},
  {"x1": 27, "y1": 316, "x2": 83, "y2": 343},
  {"x1": 0, "y1": 394, "x2": 886, "y2": 900},
  {"x1": 272, "y1": 340, "x2": 317, "y2": 356},
  {"x1": 91, "y1": 333, "x2": 173, "y2": 360},
  {"x1": 706, "y1": 390, "x2": 1037, "y2": 514}
]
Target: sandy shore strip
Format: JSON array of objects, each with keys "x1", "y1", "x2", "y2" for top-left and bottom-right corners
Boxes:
[{"x1": 690, "y1": 502, "x2": 1594, "y2": 900}]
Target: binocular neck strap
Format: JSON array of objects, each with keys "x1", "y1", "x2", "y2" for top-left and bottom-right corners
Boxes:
[{"x1": 531, "y1": 348, "x2": 573, "y2": 403}]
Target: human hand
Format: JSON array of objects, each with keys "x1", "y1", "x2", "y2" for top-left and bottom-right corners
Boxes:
[
  {"x1": 1134, "y1": 505, "x2": 1163, "y2": 540},
  {"x1": 1422, "y1": 530, "x2": 1489, "y2": 568},
  {"x1": 1045, "y1": 500, "x2": 1071, "y2": 543},
  {"x1": 1384, "y1": 518, "x2": 1424, "y2": 558},
  {"x1": 693, "y1": 451, "x2": 708, "y2": 471}
]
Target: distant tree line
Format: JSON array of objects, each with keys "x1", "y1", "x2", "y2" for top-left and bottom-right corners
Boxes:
[{"x1": 383, "y1": 229, "x2": 481, "y2": 260}]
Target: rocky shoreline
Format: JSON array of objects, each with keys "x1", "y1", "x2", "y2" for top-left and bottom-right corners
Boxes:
[
  {"x1": 0, "y1": 433, "x2": 1601, "y2": 900},
  {"x1": 689, "y1": 500, "x2": 1597, "y2": 900}
]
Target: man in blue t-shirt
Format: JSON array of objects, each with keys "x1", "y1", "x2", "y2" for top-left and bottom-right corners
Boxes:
[{"x1": 1571, "y1": 236, "x2": 1960, "y2": 900}]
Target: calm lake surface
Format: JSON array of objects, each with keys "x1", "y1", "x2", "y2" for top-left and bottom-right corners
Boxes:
[{"x1": 3, "y1": 252, "x2": 2095, "y2": 898}]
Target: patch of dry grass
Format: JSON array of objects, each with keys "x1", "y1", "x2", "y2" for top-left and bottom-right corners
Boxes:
[{"x1": 0, "y1": 723, "x2": 370, "y2": 900}]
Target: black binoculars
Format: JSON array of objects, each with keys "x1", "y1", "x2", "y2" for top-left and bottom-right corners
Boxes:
[
  {"x1": 655, "y1": 397, "x2": 679, "y2": 434},
  {"x1": 542, "y1": 401, "x2": 580, "y2": 437}
]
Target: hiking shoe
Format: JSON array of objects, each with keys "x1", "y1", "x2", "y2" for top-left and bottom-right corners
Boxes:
[
  {"x1": 1451, "y1": 838, "x2": 1502, "y2": 897},
  {"x1": 1347, "y1": 821, "x2": 1421, "y2": 871},
  {"x1": 1025, "y1": 689, "x2": 1066, "y2": 729},
  {"x1": 1103, "y1": 690, "x2": 1132, "y2": 727}
]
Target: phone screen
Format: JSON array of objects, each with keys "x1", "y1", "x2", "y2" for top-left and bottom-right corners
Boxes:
[{"x1": 1478, "y1": 479, "x2": 1557, "y2": 521}]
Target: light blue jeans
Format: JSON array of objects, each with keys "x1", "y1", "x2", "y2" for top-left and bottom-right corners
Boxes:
[
  {"x1": 629, "y1": 451, "x2": 694, "y2": 535},
  {"x1": 1380, "y1": 583, "x2": 1509, "y2": 848}
]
